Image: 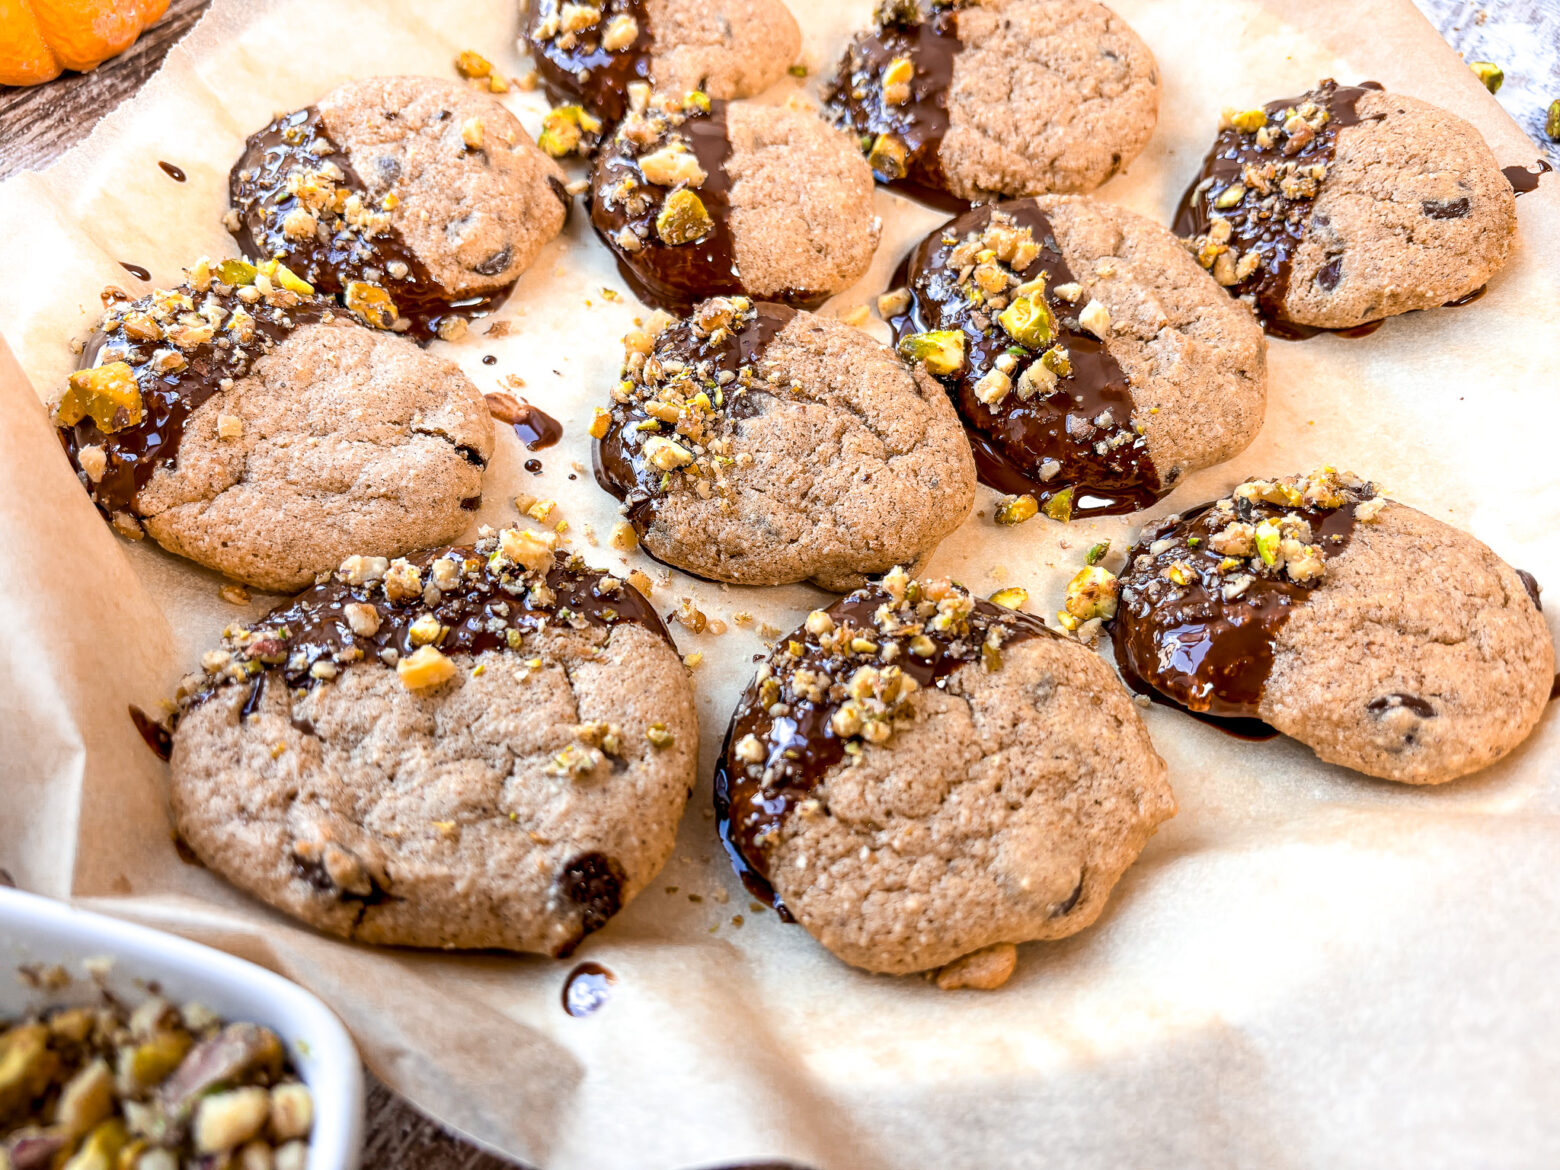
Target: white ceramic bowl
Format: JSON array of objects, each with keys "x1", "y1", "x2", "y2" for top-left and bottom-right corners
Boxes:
[{"x1": 0, "y1": 887, "x2": 363, "y2": 1170}]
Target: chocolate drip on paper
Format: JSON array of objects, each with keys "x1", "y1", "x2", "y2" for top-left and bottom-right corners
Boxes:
[
  {"x1": 713, "y1": 584, "x2": 1051, "y2": 911},
  {"x1": 1503, "y1": 160, "x2": 1553, "y2": 196},
  {"x1": 821, "y1": 0, "x2": 968, "y2": 211},
  {"x1": 524, "y1": 0, "x2": 655, "y2": 125},
  {"x1": 179, "y1": 548, "x2": 672, "y2": 720},
  {"x1": 59, "y1": 284, "x2": 332, "y2": 519},
  {"x1": 595, "y1": 300, "x2": 794, "y2": 534},
  {"x1": 888, "y1": 200, "x2": 1160, "y2": 517},
  {"x1": 1110, "y1": 482, "x2": 1373, "y2": 722},
  {"x1": 229, "y1": 106, "x2": 513, "y2": 342},
  {"x1": 1172, "y1": 80, "x2": 1383, "y2": 339}
]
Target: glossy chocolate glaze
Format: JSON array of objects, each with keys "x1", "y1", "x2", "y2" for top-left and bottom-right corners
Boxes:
[
  {"x1": 595, "y1": 300, "x2": 794, "y2": 533},
  {"x1": 589, "y1": 100, "x2": 828, "y2": 314},
  {"x1": 179, "y1": 547, "x2": 672, "y2": 719},
  {"x1": 1504, "y1": 160, "x2": 1553, "y2": 196},
  {"x1": 129, "y1": 704, "x2": 174, "y2": 761},
  {"x1": 229, "y1": 106, "x2": 521, "y2": 342},
  {"x1": 821, "y1": 0, "x2": 968, "y2": 210},
  {"x1": 59, "y1": 283, "x2": 332, "y2": 520},
  {"x1": 1110, "y1": 480, "x2": 1373, "y2": 721},
  {"x1": 158, "y1": 160, "x2": 187, "y2": 182},
  {"x1": 714, "y1": 582, "x2": 1052, "y2": 911},
  {"x1": 1173, "y1": 81, "x2": 1383, "y2": 340},
  {"x1": 119, "y1": 262, "x2": 151, "y2": 281},
  {"x1": 562, "y1": 961, "x2": 617, "y2": 1016},
  {"x1": 889, "y1": 200, "x2": 1160, "y2": 517},
  {"x1": 524, "y1": 0, "x2": 654, "y2": 125},
  {"x1": 485, "y1": 391, "x2": 564, "y2": 450}
]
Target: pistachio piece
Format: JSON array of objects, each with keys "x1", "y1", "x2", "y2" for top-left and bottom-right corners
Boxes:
[
  {"x1": 1547, "y1": 99, "x2": 1560, "y2": 142},
  {"x1": 1469, "y1": 61, "x2": 1503, "y2": 94},
  {"x1": 996, "y1": 292, "x2": 1055, "y2": 349},
  {"x1": 1254, "y1": 518, "x2": 1281, "y2": 566},
  {"x1": 866, "y1": 132, "x2": 908, "y2": 179},
  {"x1": 637, "y1": 143, "x2": 706, "y2": 187},
  {"x1": 344, "y1": 281, "x2": 397, "y2": 329},
  {"x1": 216, "y1": 259, "x2": 257, "y2": 287},
  {"x1": 1042, "y1": 487, "x2": 1074, "y2": 523},
  {"x1": 995, "y1": 494, "x2": 1038, "y2": 526},
  {"x1": 498, "y1": 526, "x2": 558, "y2": 572},
  {"x1": 192, "y1": 1088, "x2": 269, "y2": 1154},
  {"x1": 56, "y1": 1060, "x2": 114, "y2": 1137},
  {"x1": 1064, "y1": 565, "x2": 1119, "y2": 621},
  {"x1": 455, "y1": 50, "x2": 493, "y2": 79},
  {"x1": 882, "y1": 56, "x2": 913, "y2": 105},
  {"x1": 989, "y1": 586, "x2": 1028, "y2": 610},
  {"x1": 1085, "y1": 540, "x2": 1110, "y2": 565},
  {"x1": 642, "y1": 435, "x2": 695, "y2": 470},
  {"x1": 258, "y1": 260, "x2": 313, "y2": 297},
  {"x1": 1226, "y1": 107, "x2": 1268, "y2": 133},
  {"x1": 1212, "y1": 182, "x2": 1246, "y2": 209},
  {"x1": 397, "y1": 645, "x2": 457, "y2": 690},
  {"x1": 601, "y1": 12, "x2": 639, "y2": 51},
  {"x1": 655, "y1": 189, "x2": 714, "y2": 245},
  {"x1": 56, "y1": 362, "x2": 144, "y2": 433},
  {"x1": 60, "y1": 1118, "x2": 127, "y2": 1170},
  {"x1": 0, "y1": 1025, "x2": 59, "y2": 1126},
  {"x1": 538, "y1": 105, "x2": 602, "y2": 157},
  {"x1": 896, "y1": 329, "x2": 965, "y2": 376}
]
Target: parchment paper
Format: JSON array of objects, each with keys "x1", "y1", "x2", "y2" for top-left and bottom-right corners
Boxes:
[{"x1": 2, "y1": 1, "x2": 1558, "y2": 1166}]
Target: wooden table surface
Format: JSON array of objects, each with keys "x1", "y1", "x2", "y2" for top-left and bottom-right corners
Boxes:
[{"x1": 1, "y1": 1, "x2": 1554, "y2": 1167}]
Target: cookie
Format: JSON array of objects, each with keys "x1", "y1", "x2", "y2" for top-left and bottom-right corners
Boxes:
[
  {"x1": 589, "y1": 91, "x2": 879, "y2": 314},
  {"x1": 524, "y1": 0, "x2": 802, "y2": 124},
  {"x1": 1111, "y1": 468, "x2": 1555, "y2": 784},
  {"x1": 229, "y1": 76, "x2": 568, "y2": 341},
  {"x1": 169, "y1": 535, "x2": 697, "y2": 955},
  {"x1": 822, "y1": 0, "x2": 1159, "y2": 206},
  {"x1": 54, "y1": 262, "x2": 494, "y2": 593},
  {"x1": 1174, "y1": 81, "x2": 1518, "y2": 335},
  {"x1": 886, "y1": 196, "x2": 1265, "y2": 518},
  {"x1": 714, "y1": 568, "x2": 1174, "y2": 977},
  {"x1": 594, "y1": 296, "x2": 975, "y2": 589}
]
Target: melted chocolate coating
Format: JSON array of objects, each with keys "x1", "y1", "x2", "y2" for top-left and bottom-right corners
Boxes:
[
  {"x1": 821, "y1": 1, "x2": 968, "y2": 210},
  {"x1": 594, "y1": 300, "x2": 795, "y2": 534},
  {"x1": 588, "y1": 100, "x2": 828, "y2": 314},
  {"x1": 889, "y1": 200, "x2": 1160, "y2": 516},
  {"x1": 1172, "y1": 81, "x2": 1383, "y2": 339},
  {"x1": 524, "y1": 0, "x2": 654, "y2": 125},
  {"x1": 229, "y1": 106, "x2": 518, "y2": 342},
  {"x1": 1111, "y1": 480, "x2": 1373, "y2": 721},
  {"x1": 180, "y1": 548, "x2": 672, "y2": 719},
  {"x1": 713, "y1": 583, "x2": 1051, "y2": 911},
  {"x1": 58, "y1": 284, "x2": 332, "y2": 519}
]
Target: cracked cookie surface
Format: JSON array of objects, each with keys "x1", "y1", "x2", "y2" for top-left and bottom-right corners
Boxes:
[
  {"x1": 170, "y1": 541, "x2": 696, "y2": 955},
  {"x1": 1113, "y1": 468, "x2": 1554, "y2": 783},
  {"x1": 594, "y1": 297, "x2": 975, "y2": 590},
  {"x1": 55, "y1": 271, "x2": 493, "y2": 593},
  {"x1": 715, "y1": 570, "x2": 1173, "y2": 977}
]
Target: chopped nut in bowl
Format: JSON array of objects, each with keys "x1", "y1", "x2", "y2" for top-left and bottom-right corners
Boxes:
[{"x1": 0, "y1": 887, "x2": 361, "y2": 1169}]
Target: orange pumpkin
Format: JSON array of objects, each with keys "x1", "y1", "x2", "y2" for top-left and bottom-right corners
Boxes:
[{"x1": 0, "y1": 0, "x2": 171, "y2": 86}]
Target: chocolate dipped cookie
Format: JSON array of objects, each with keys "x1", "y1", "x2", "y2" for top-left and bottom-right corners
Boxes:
[
  {"x1": 1175, "y1": 81, "x2": 1517, "y2": 335},
  {"x1": 593, "y1": 296, "x2": 975, "y2": 590},
  {"x1": 524, "y1": 0, "x2": 801, "y2": 124},
  {"x1": 169, "y1": 534, "x2": 697, "y2": 955},
  {"x1": 54, "y1": 261, "x2": 493, "y2": 593},
  {"x1": 887, "y1": 196, "x2": 1266, "y2": 519},
  {"x1": 1110, "y1": 467, "x2": 1554, "y2": 784},
  {"x1": 714, "y1": 568, "x2": 1174, "y2": 981},
  {"x1": 589, "y1": 91, "x2": 879, "y2": 314},
  {"x1": 229, "y1": 76, "x2": 568, "y2": 341},
  {"x1": 822, "y1": 0, "x2": 1159, "y2": 206}
]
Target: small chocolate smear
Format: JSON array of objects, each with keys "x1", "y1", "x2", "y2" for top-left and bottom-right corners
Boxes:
[
  {"x1": 888, "y1": 201, "x2": 1160, "y2": 516},
  {"x1": 715, "y1": 580, "x2": 1051, "y2": 910},
  {"x1": 474, "y1": 246, "x2": 513, "y2": 277},
  {"x1": 596, "y1": 300, "x2": 794, "y2": 535},
  {"x1": 1315, "y1": 258, "x2": 1343, "y2": 291},
  {"x1": 1503, "y1": 160, "x2": 1553, "y2": 196},
  {"x1": 1366, "y1": 693, "x2": 1436, "y2": 719},
  {"x1": 1173, "y1": 80, "x2": 1385, "y2": 339},
  {"x1": 239, "y1": 673, "x2": 268, "y2": 720},
  {"x1": 1516, "y1": 569, "x2": 1542, "y2": 611},
  {"x1": 562, "y1": 962, "x2": 616, "y2": 1017},
  {"x1": 157, "y1": 160, "x2": 187, "y2": 182},
  {"x1": 1422, "y1": 196, "x2": 1471, "y2": 219},
  {"x1": 525, "y1": 458, "x2": 544, "y2": 474},
  {"x1": 525, "y1": 0, "x2": 654, "y2": 125},
  {"x1": 821, "y1": 0, "x2": 970, "y2": 211},
  {"x1": 1110, "y1": 472, "x2": 1373, "y2": 723},
  {"x1": 119, "y1": 262, "x2": 151, "y2": 281},
  {"x1": 484, "y1": 391, "x2": 563, "y2": 449},
  {"x1": 129, "y1": 705, "x2": 173, "y2": 761},
  {"x1": 459, "y1": 495, "x2": 482, "y2": 510},
  {"x1": 559, "y1": 853, "x2": 626, "y2": 936},
  {"x1": 229, "y1": 105, "x2": 512, "y2": 342},
  {"x1": 482, "y1": 354, "x2": 497, "y2": 365},
  {"x1": 1443, "y1": 285, "x2": 1487, "y2": 308}
]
